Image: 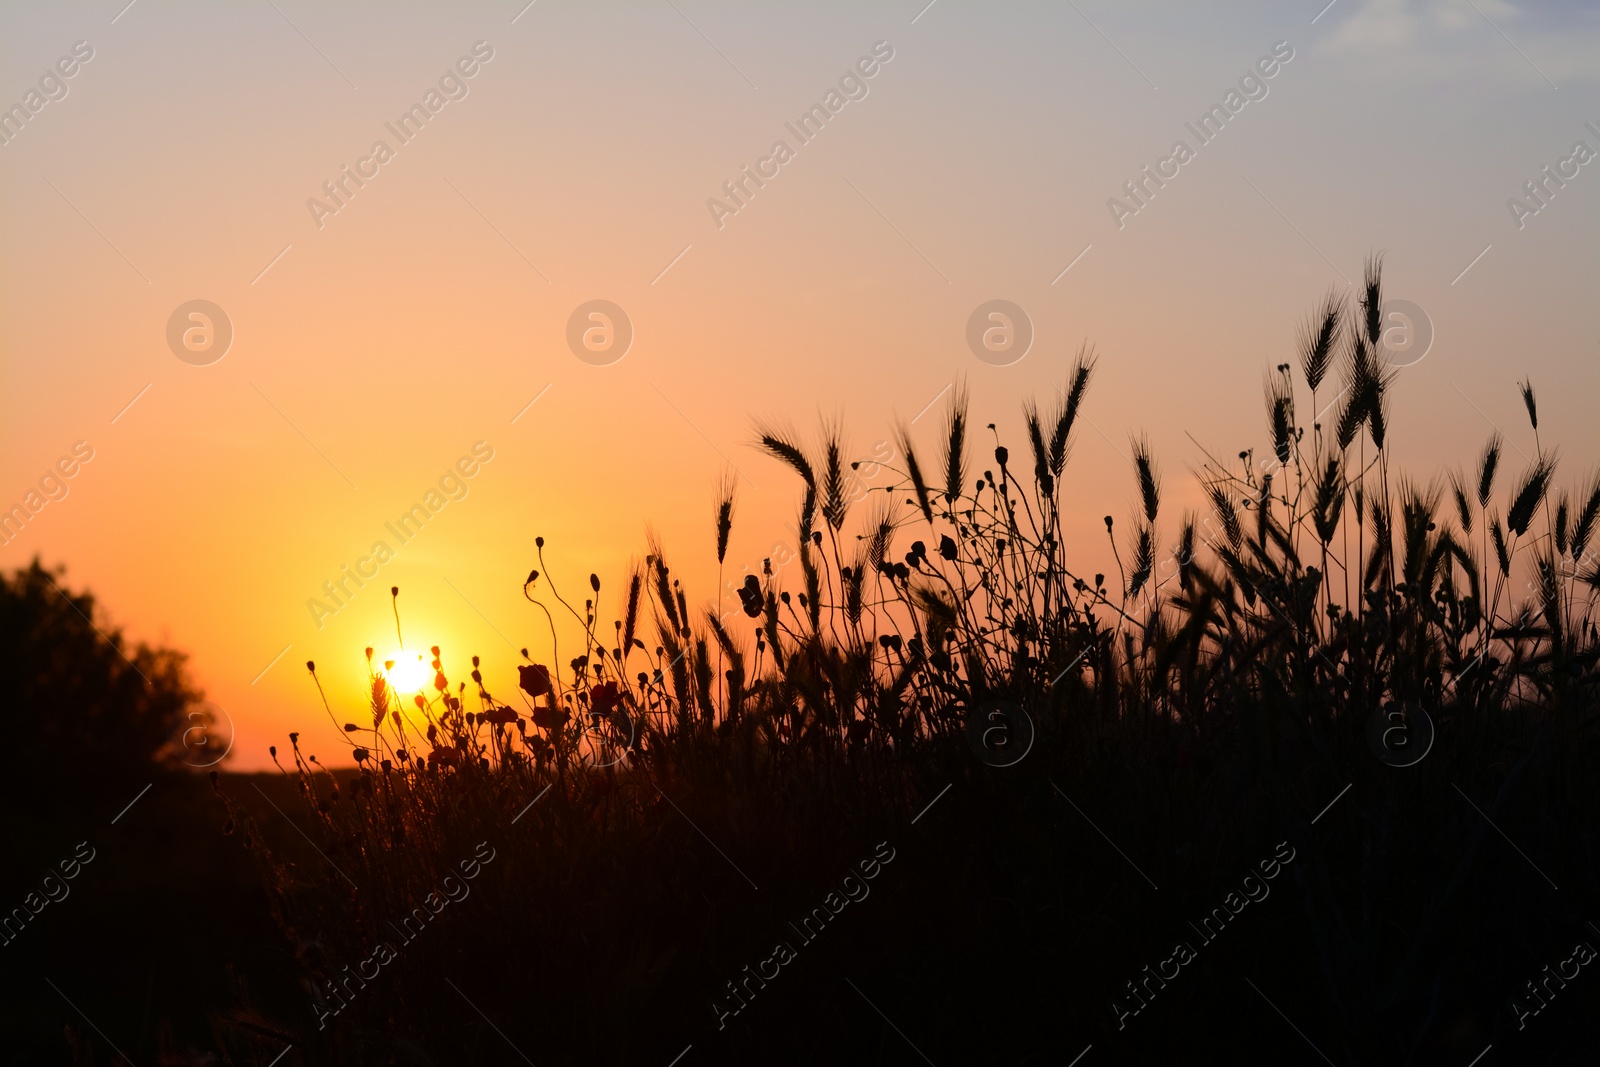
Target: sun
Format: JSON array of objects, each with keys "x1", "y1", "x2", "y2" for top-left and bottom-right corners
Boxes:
[{"x1": 382, "y1": 650, "x2": 431, "y2": 693}]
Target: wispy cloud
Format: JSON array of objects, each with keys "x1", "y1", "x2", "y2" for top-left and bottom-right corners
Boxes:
[{"x1": 1321, "y1": 0, "x2": 1599, "y2": 85}]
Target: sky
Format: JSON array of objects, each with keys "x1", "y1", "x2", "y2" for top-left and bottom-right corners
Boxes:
[{"x1": 2, "y1": 0, "x2": 1596, "y2": 769}]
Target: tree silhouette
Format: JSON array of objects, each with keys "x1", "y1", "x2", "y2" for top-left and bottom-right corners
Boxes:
[{"x1": 0, "y1": 559, "x2": 209, "y2": 810}]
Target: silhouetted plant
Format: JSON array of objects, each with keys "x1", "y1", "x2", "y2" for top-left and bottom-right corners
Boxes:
[{"x1": 228, "y1": 264, "x2": 1600, "y2": 1066}]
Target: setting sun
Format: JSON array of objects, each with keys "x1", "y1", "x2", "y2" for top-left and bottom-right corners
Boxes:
[
  {"x1": 6, "y1": 1, "x2": 1599, "y2": 1061},
  {"x1": 379, "y1": 649, "x2": 431, "y2": 695}
]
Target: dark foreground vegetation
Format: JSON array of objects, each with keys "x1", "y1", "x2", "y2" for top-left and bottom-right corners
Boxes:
[
  {"x1": 7, "y1": 264, "x2": 1600, "y2": 1064},
  {"x1": 0, "y1": 561, "x2": 289, "y2": 1063}
]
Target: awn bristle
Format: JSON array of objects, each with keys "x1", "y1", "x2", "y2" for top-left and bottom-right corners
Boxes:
[
  {"x1": 756, "y1": 423, "x2": 816, "y2": 489},
  {"x1": 1207, "y1": 482, "x2": 1243, "y2": 552},
  {"x1": 1024, "y1": 400, "x2": 1051, "y2": 493},
  {"x1": 1450, "y1": 473, "x2": 1473, "y2": 535},
  {"x1": 897, "y1": 423, "x2": 935, "y2": 524},
  {"x1": 1299, "y1": 289, "x2": 1343, "y2": 393},
  {"x1": 1265, "y1": 371, "x2": 1294, "y2": 466},
  {"x1": 1519, "y1": 378, "x2": 1539, "y2": 432},
  {"x1": 1361, "y1": 253, "x2": 1385, "y2": 347},
  {"x1": 1131, "y1": 435, "x2": 1160, "y2": 524},
  {"x1": 1050, "y1": 349, "x2": 1096, "y2": 479},
  {"x1": 622, "y1": 569, "x2": 643, "y2": 661},
  {"x1": 1127, "y1": 525, "x2": 1154, "y2": 599},
  {"x1": 822, "y1": 422, "x2": 849, "y2": 531},
  {"x1": 1477, "y1": 434, "x2": 1502, "y2": 508},
  {"x1": 942, "y1": 382, "x2": 969, "y2": 505},
  {"x1": 1507, "y1": 455, "x2": 1557, "y2": 537},
  {"x1": 715, "y1": 474, "x2": 736, "y2": 565},
  {"x1": 1570, "y1": 474, "x2": 1600, "y2": 563},
  {"x1": 1177, "y1": 517, "x2": 1196, "y2": 591},
  {"x1": 1312, "y1": 457, "x2": 1344, "y2": 544}
]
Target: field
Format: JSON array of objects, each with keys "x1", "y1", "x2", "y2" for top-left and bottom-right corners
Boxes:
[{"x1": 6, "y1": 265, "x2": 1600, "y2": 1065}]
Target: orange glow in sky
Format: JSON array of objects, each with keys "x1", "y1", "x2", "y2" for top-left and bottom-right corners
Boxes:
[{"x1": 3, "y1": 1, "x2": 1596, "y2": 767}]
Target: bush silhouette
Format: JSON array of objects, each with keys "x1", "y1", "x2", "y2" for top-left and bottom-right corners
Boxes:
[{"x1": 0, "y1": 558, "x2": 208, "y2": 809}]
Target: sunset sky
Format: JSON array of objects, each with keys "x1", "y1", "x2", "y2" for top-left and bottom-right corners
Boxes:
[{"x1": 2, "y1": 0, "x2": 1596, "y2": 768}]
